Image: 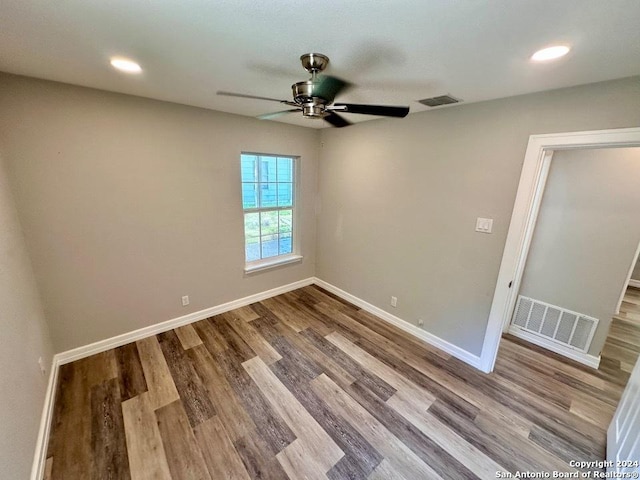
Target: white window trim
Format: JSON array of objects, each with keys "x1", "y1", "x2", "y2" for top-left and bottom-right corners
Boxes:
[
  {"x1": 244, "y1": 254, "x2": 303, "y2": 274},
  {"x1": 241, "y1": 153, "x2": 301, "y2": 271}
]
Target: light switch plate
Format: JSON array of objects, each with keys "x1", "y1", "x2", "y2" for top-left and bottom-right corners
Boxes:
[{"x1": 475, "y1": 217, "x2": 493, "y2": 233}]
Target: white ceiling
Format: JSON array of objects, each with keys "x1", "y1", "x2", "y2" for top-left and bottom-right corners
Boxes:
[{"x1": 1, "y1": 0, "x2": 639, "y2": 128}]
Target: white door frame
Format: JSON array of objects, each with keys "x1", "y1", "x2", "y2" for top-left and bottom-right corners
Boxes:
[
  {"x1": 479, "y1": 127, "x2": 640, "y2": 374},
  {"x1": 616, "y1": 241, "x2": 640, "y2": 315}
]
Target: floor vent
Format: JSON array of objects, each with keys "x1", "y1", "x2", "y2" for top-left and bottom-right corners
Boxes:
[{"x1": 511, "y1": 296, "x2": 599, "y2": 353}]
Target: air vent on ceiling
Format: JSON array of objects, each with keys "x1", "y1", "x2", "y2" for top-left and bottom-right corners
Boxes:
[{"x1": 418, "y1": 94, "x2": 462, "y2": 107}]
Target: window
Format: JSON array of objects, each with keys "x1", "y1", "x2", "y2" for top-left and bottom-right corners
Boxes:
[{"x1": 241, "y1": 153, "x2": 300, "y2": 271}]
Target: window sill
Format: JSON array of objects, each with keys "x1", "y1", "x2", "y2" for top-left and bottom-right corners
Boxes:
[{"x1": 244, "y1": 254, "x2": 303, "y2": 274}]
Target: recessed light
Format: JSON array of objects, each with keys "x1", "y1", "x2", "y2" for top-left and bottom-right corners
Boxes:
[
  {"x1": 531, "y1": 45, "x2": 570, "y2": 62},
  {"x1": 110, "y1": 57, "x2": 142, "y2": 73}
]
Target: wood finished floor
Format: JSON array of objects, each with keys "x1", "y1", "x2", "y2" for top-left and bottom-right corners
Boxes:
[{"x1": 45, "y1": 285, "x2": 637, "y2": 480}]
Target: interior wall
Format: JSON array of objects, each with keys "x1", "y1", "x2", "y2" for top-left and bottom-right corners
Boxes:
[
  {"x1": 519, "y1": 147, "x2": 640, "y2": 356},
  {"x1": 0, "y1": 73, "x2": 320, "y2": 353},
  {"x1": 0, "y1": 156, "x2": 54, "y2": 478},
  {"x1": 317, "y1": 76, "x2": 640, "y2": 357},
  {"x1": 632, "y1": 259, "x2": 640, "y2": 281}
]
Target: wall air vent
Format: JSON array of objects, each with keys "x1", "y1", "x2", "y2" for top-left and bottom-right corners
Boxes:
[
  {"x1": 418, "y1": 95, "x2": 462, "y2": 107},
  {"x1": 510, "y1": 295, "x2": 599, "y2": 353}
]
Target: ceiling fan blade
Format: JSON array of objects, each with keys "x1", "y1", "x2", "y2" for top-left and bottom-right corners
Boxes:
[
  {"x1": 332, "y1": 103, "x2": 410, "y2": 118},
  {"x1": 217, "y1": 91, "x2": 290, "y2": 103},
  {"x1": 257, "y1": 109, "x2": 301, "y2": 120},
  {"x1": 312, "y1": 75, "x2": 352, "y2": 102},
  {"x1": 324, "y1": 112, "x2": 352, "y2": 128}
]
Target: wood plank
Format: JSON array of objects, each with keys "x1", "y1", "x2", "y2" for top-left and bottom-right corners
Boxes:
[
  {"x1": 260, "y1": 297, "x2": 312, "y2": 332},
  {"x1": 212, "y1": 314, "x2": 258, "y2": 361},
  {"x1": 243, "y1": 356, "x2": 344, "y2": 473},
  {"x1": 46, "y1": 285, "x2": 634, "y2": 479},
  {"x1": 428, "y1": 398, "x2": 570, "y2": 474},
  {"x1": 115, "y1": 342, "x2": 148, "y2": 401},
  {"x1": 174, "y1": 324, "x2": 203, "y2": 349},
  {"x1": 300, "y1": 327, "x2": 397, "y2": 401},
  {"x1": 264, "y1": 294, "x2": 334, "y2": 336},
  {"x1": 271, "y1": 357, "x2": 382, "y2": 479},
  {"x1": 44, "y1": 457, "x2": 53, "y2": 480},
  {"x1": 386, "y1": 394, "x2": 508, "y2": 479},
  {"x1": 157, "y1": 330, "x2": 216, "y2": 427},
  {"x1": 156, "y1": 400, "x2": 212, "y2": 480},
  {"x1": 367, "y1": 459, "x2": 408, "y2": 480},
  {"x1": 311, "y1": 373, "x2": 442, "y2": 480},
  {"x1": 570, "y1": 395, "x2": 616, "y2": 429},
  {"x1": 347, "y1": 381, "x2": 476, "y2": 480},
  {"x1": 325, "y1": 331, "x2": 436, "y2": 412},
  {"x1": 187, "y1": 344, "x2": 255, "y2": 442},
  {"x1": 233, "y1": 433, "x2": 290, "y2": 480},
  {"x1": 90, "y1": 377, "x2": 131, "y2": 480},
  {"x1": 213, "y1": 346, "x2": 296, "y2": 455},
  {"x1": 277, "y1": 438, "x2": 331, "y2": 480},
  {"x1": 122, "y1": 392, "x2": 172, "y2": 480},
  {"x1": 194, "y1": 416, "x2": 251, "y2": 480},
  {"x1": 192, "y1": 317, "x2": 229, "y2": 354},
  {"x1": 226, "y1": 314, "x2": 283, "y2": 365},
  {"x1": 49, "y1": 355, "x2": 112, "y2": 479},
  {"x1": 136, "y1": 336, "x2": 180, "y2": 410}
]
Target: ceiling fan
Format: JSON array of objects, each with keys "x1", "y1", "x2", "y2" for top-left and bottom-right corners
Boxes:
[{"x1": 218, "y1": 53, "x2": 410, "y2": 128}]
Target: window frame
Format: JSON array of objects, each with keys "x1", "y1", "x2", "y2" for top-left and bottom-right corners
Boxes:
[{"x1": 241, "y1": 152, "x2": 302, "y2": 273}]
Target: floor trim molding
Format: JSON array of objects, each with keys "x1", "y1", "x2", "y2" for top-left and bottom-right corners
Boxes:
[
  {"x1": 32, "y1": 275, "x2": 484, "y2": 479},
  {"x1": 508, "y1": 326, "x2": 601, "y2": 369},
  {"x1": 30, "y1": 355, "x2": 60, "y2": 480},
  {"x1": 31, "y1": 277, "x2": 314, "y2": 480},
  {"x1": 55, "y1": 277, "x2": 315, "y2": 365},
  {"x1": 628, "y1": 279, "x2": 640, "y2": 289},
  {"x1": 313, "y1": 277, "x2": 483, "y2": 370}
]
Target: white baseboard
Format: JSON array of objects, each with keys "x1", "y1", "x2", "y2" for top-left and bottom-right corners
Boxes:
[
  {"x1": 628, "y1": 279, "x2": 640, "y2": 289},
  {"x1": 32, "y1": 274, "x2": 484, "y2": 479},
  {"x1": 56, "y1": 277, "x2": 315, "y2": 365},
  {"x1": 31, "y1": 277, "x2": 314, "y2": 479},
  {"x1": 313, "y1": 278, "x2": 483, "y2": 370},
  {"x1": 30, "y1": 355, "x2": 59, "y2": 480},
  {"x1": 508, "y1": 326, "x2": 601, "y2": 369}
]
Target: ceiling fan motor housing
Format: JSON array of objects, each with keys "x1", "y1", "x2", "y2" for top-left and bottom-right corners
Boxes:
[{"x1": 292, "y1": 80, "x2": 328, "y2": 118}]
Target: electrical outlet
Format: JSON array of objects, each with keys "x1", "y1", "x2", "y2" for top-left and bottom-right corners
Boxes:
[
  {"x1": 182, "y1": 295, "x2": 190, "y2": 306},
  {"x1": 390, "y1": 296, "x2": 397, "y2": 307},
  {"x1": 417, "y1": 319, "x2": 424, "y2": 327},
  {"x1": 38, "y1": 356, "x2": 46, "y2": 376}
]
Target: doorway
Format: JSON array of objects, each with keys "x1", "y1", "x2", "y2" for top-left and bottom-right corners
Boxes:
[{"x1": 480, "y1": 127, "x2": 640, "y2": 373}]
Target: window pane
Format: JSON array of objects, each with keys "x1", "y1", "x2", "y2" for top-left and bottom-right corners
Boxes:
[
  {"x1": 277, "y1": 158, "x2": 293, "y2": 182},
  {"x1": 245, "y1": 241, "x2": 260, "y2": 262},
  {"x1": 260, "y1": 183, "x2": 278, "y2": 208},
  {"x1": 261, "y1": 157, "x2": 277, "y2": 183},
  {"x1": 277, "y1": 183, "x2": 293, "y2": 207},
  {"x1": 279, "y1": 233, "x2": 292, "y2": 255},
  {"x1": 244, "y1": 212, "x2": 260, "y2": 239},
  {"x1": 260, "y1": 211, "x2": 278, "y2": 236},
  {"x1": 261, "y1": 234, "x2": 279, "y2": 258},
  {"x1": 279, "y1": 209, "x2": 292, "y2": 233},
  {"x1": 242, "y1": 183, "x2": 257, "y2": 209},
  {"x1": 241, "y1": 155, "x2": 257, "y2": 182}
]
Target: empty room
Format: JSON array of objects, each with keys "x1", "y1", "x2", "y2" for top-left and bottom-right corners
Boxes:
[{"x1": 2, "y1": 1, "x2": 640, "y2": 479}]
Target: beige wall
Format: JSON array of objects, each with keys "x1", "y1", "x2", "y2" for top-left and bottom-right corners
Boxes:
[
  {"x1": 632, "y1": 259, "x2": 640, "y2": 281},
  {"x1": 2, "y1": 71, "x2": 640, "y2": 363},
  {"x1": 317, "y1": 77, "x2": 640, "y2": 356},
  {"x1": 0, "y1": 156, "x2": 54, "y2": 478},
  {"x1": 520, "y1": 148, "x2": 640, "y2": 356},
  {"x1": 0, "y1": 73, "x2": 319, "y2": 352}
]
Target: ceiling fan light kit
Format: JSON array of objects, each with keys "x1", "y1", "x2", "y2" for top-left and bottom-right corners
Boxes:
[{"x1": 217, "y1": 53, "x2": 410, "y2": 127}]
